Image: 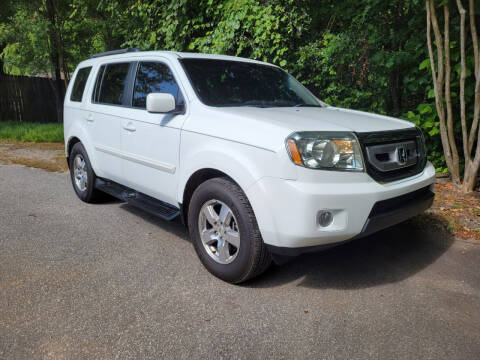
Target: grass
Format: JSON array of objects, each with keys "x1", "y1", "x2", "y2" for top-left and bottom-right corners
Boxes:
[{"x1": 0, "y1": 121, "x2": 63, "y2": 143}]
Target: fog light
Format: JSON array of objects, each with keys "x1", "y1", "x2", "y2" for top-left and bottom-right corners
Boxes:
[{"x1": 317, "y1": 210, "x2": 333, "y2": 227}]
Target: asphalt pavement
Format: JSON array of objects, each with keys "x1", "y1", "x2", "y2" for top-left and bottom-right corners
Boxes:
[{"x1": 1, "y1": 164, "x2": 479, "y2": 359}]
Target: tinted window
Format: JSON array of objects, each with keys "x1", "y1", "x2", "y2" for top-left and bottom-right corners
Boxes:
[
  {"x1": 133, "y1": 62, "x2": 184, "y2": 108},
  {"x1": 92, "y1": 65, "x2": 105, "y2": 103},
  {"x1": 180, "y1": 59, "x2": 320, "y2": 108},
  {"x1": 97, "y1": 63, "x2": 130, "y2": 105},
  {"x1": 70, "y1": 67, "x2": 92, "y2": 102}
]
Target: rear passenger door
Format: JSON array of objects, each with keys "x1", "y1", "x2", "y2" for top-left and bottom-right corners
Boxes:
[
  {"x1": 120, "y1": 60, "x2": 187, "y2": 205},
  {"x1": 87, "y1": 62, "x2": 134, "y2": 183}
]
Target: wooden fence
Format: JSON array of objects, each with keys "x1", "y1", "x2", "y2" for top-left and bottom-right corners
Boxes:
[{"x1": 0, "y1": 74, "x2": 63, "y2": 123}]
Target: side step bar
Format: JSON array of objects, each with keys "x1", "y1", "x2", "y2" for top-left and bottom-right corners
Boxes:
[{"x1": 94, "y1": 178, "x2": 180, "y2": 221}]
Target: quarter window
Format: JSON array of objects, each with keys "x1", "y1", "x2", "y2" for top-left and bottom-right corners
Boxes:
[
  {"x1": 94, "y1": 63, "x2": 131, "y2": 105},
  {"x1": 133, "y1": 62, "x2": 184, "y2": 109},
  {"x1": 70, "y1": 67, "x2": 92, "y2": 102}
]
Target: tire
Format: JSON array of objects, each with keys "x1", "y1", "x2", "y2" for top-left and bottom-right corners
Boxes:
[
  {"x1": 188, "y1": 177, "x2": 271, "y2": 283},
  {"x1": 69, "y1": 142, "x2": 102, "y2": 203}
]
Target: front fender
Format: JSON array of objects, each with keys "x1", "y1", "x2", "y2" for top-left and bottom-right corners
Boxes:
[
  {"x1": 177, "y1": 132, "x2": 297, "y2": 245},
  {"x1": 177, "y1": 131, "x2": 296, "y2": 203}
]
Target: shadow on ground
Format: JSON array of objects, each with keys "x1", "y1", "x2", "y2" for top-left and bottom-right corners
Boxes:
[
  {"x1": 120, "y1": 203, "x2": 189, "y2": 240},
  {"x1": 114, "y1": 203, "x2": 454, "y2": 290},
  {"x1": 250, "y1": 214, "x2": 454, "y2": 289}
]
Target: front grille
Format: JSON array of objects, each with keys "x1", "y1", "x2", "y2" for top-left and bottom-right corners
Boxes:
[{"x1": 356, "y1": 127, "x2": 427, "y2": 183}]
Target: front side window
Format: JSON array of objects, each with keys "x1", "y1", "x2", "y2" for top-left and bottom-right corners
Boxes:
[
  {"x1": 95, "y1": 63, "x2": 131, "y2": 105},
  {"x1": 70, "y1": 66, "x2": 92, "y2": 102},
  {"x1": 133, "y1": 62, "x2": 184, "y2": 108},
  {"x1": 180, "y1": 58, "x2": 321, "y2": 108}
]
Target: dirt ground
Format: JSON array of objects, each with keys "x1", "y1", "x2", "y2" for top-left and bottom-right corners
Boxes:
[
  {"x1": 0, "y1": 141, "x2": 67, "y2": 173},
  {"x1": 0, "y1": 141, "x2": 478, "y2": 243},
  {"x1": 427, "y1": 182, "x2": 480, "y2": 243}
]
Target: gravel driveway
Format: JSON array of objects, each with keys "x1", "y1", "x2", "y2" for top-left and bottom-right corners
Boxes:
[{"x1": 1, "y1": 164, "x2": 479, "y2": 359}]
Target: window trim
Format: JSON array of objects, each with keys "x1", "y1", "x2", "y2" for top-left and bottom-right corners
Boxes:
[
  {"x1": 130, "y1": 60, "x2": 186, "y2": 111},
  {"x1": 70, "y1": 66, "x2": 92, "y2": 103},
  {"x1": 92, "y1": 64, "x2": 105, "y2": 103}
]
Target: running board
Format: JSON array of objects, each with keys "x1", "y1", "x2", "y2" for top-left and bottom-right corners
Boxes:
[{"x1": 94, "y1": 178, "x2": 180, "y2": 221}]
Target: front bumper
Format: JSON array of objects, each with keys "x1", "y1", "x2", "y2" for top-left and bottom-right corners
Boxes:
[
  {"x1": 265, "y1": 185, "x2": 434, "y2": 257},
  {"x1": 246, "y1": 161, "x2": 436, "y2": 254}
]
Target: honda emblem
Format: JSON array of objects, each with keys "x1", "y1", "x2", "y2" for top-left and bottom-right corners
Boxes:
[{"x1": 397, "y1": 146, "x2": 407, "y2": 165}]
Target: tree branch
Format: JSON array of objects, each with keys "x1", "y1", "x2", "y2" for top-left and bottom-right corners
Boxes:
[
  {"x1": 428, "y1": 0, "x2": 457, "y2": 179},
  {"x1": 469, "y1": 0, "x2": 479, "y2": 77},
  {"x1": 427, "y1": 1, "x2": 437, "y2": 85},
  {"x1": 444, "y1": 4, "x2": 461, "y2": 177},
  {"x1": 468, "y1": 0, "x2": 480, "y2": 153},
  {"x1": 456, "y1": 0, "x2": 470, "y2": 162}
]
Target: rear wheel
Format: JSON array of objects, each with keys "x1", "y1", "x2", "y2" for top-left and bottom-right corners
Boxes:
[
  {"x1": 188, "y1": 177, "x2": 271, "y2": 283},
  {"x1": 69, "y1": 142, "x2": 102, "y2": 203}
]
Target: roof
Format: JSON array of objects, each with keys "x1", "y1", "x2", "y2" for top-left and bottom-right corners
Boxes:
[{"x1": 78, "y1": 50, "x2": 272, "y2": 68}]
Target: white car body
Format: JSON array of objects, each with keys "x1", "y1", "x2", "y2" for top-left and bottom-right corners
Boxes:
[{"x1": 64, "y1": 50, "x2": 435, "y2": 258}]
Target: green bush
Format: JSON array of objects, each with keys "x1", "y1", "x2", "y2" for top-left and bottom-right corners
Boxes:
[
  {"x1": 0, "y1": 122, "x2": 64, "y2": 142},
  {"x1": 403, "y1": 104, "x2": 448, "y2": 173}
]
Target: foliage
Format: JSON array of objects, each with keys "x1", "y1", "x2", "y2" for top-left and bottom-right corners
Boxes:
[
  {"x1": 405, "y1": 103, "x2": 447, "y2": 172},
  {"x1": 0, "y1": 2, "x2": 51, "y2": 75},
  {"x1": 1, "y1": 0, "x2": 479, "y2": 179},
  {"x1": 0, "y1": 122, "x2": 64, "y2": 142}
]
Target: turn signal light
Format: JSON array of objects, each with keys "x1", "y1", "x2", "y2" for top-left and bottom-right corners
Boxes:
[{"x1": 287, "y1": 139, "x2": 303, "y2": 165}]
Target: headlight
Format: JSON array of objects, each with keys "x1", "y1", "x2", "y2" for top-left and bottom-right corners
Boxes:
[{"x1": 286, "y1": 132, "x2": 364, "y2": 171}]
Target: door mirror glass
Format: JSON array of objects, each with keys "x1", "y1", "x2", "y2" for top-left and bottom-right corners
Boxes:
[{"x1": 146, "y1": 93, "x2": 176, "y2": 113}]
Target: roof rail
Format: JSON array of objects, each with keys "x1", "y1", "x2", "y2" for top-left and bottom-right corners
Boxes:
[{"x1": 90, "y1": 48, "x2": 141, "y2": 59}]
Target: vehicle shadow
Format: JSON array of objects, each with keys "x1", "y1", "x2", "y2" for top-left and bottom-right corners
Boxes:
[
  {"x1": 119, "y1": 203, "x2": 189, "y2": 241},
  {"x1": 116, "y1": 203, "x2": 453, "y2": 290},
  {"x1": 248, "y1": 214, "x2": 454, "y2": 289}
]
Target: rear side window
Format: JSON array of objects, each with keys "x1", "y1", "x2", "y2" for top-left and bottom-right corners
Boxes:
[
  {"x1": 92, "y1": 65, "x2": 105, "y2": 103},
  {"x1": 132, "y1": 62, "x2": 184, "y2": 108},
  {"x1": 70, "y1": 67, "x2": 92, "y2": 102},
  {"x1": 93, "y1": 63, "x2": 130, "y2": 105}
]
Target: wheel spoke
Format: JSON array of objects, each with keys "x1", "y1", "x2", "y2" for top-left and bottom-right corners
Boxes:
[
  {"x1": 218, "y1": 204, "x2": 232, "y2": 225},
  {"x1": 74, "y1": 156, "x2": 82, "y2": 169},
  {"x1": 200, "y1": 228, "x2": 217, "y2": 245},
  {"x1": 198, "y1": 199, "x2": 240, "y2": 265},
  {"x1": 217, "y1": 240, "x2": 230, "y2": 262},
  {"x1": 202, "y1": 205, "x2": 219, "y2": 226},
  {"x1": 79, "y1": 177, "x2": 85, "y2": 190},
  {"x1": 224, "y1": 229, "x2": 240, "y2": 248}
]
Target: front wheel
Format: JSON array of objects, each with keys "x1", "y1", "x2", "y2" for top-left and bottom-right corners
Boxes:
[{"x1": 188, "y1": 177, "x2": 271, "y2": 283}]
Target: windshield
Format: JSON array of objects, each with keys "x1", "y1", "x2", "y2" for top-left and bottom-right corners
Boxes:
[{"x1": 180, "y1": 58, "x2": 322, "y2": 108}]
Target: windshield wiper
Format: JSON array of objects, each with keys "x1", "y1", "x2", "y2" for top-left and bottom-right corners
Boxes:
[{"x1": 293, "y1": 103, "x2": 323, "y2": 107}]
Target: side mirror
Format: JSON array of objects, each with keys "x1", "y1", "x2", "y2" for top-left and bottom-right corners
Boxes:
[{"x1": 146, "y1": 93, "x2": 176, "y2": 113}]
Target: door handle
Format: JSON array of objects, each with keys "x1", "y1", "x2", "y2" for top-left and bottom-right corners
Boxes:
[
  {"x1": 123, "y1": 122, "x2": 136, "y2": 132},
  {"x1": 85, "y1": 114, "x2": 94, "y2": 122}
]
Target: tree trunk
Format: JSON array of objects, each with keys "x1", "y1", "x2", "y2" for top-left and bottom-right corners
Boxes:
[
  {"x1": 45, "y1": 0, "x2": 64, "y2": 123},
  {"x1": 424, "y1": 0, "x2": 480, "y2": 192}
]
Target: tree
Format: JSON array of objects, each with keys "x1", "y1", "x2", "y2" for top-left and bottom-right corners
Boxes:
[{"x1": 426, "y1": 0, "x2": 479, "y2": 192}]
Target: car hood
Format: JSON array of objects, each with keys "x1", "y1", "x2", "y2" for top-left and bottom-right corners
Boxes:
[{"x1": 185, "y1": 105, "x2": 415, "y2": 152}]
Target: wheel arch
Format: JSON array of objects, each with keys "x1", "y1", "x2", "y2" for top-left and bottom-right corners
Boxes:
[
  {"x1": 65, "y1": 132, "x2": 99, "y2": 175},
  {"x1": 66, "y1": 136, "x2": 81, "y2": 168},
  {"x1": 180, "y1": 168, "x2": 239, "y2": 226}
]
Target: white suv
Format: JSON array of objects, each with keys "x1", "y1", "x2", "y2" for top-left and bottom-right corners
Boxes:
[{"x1": 64, "y1": 49, "x2": 435, "y2": 283}]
